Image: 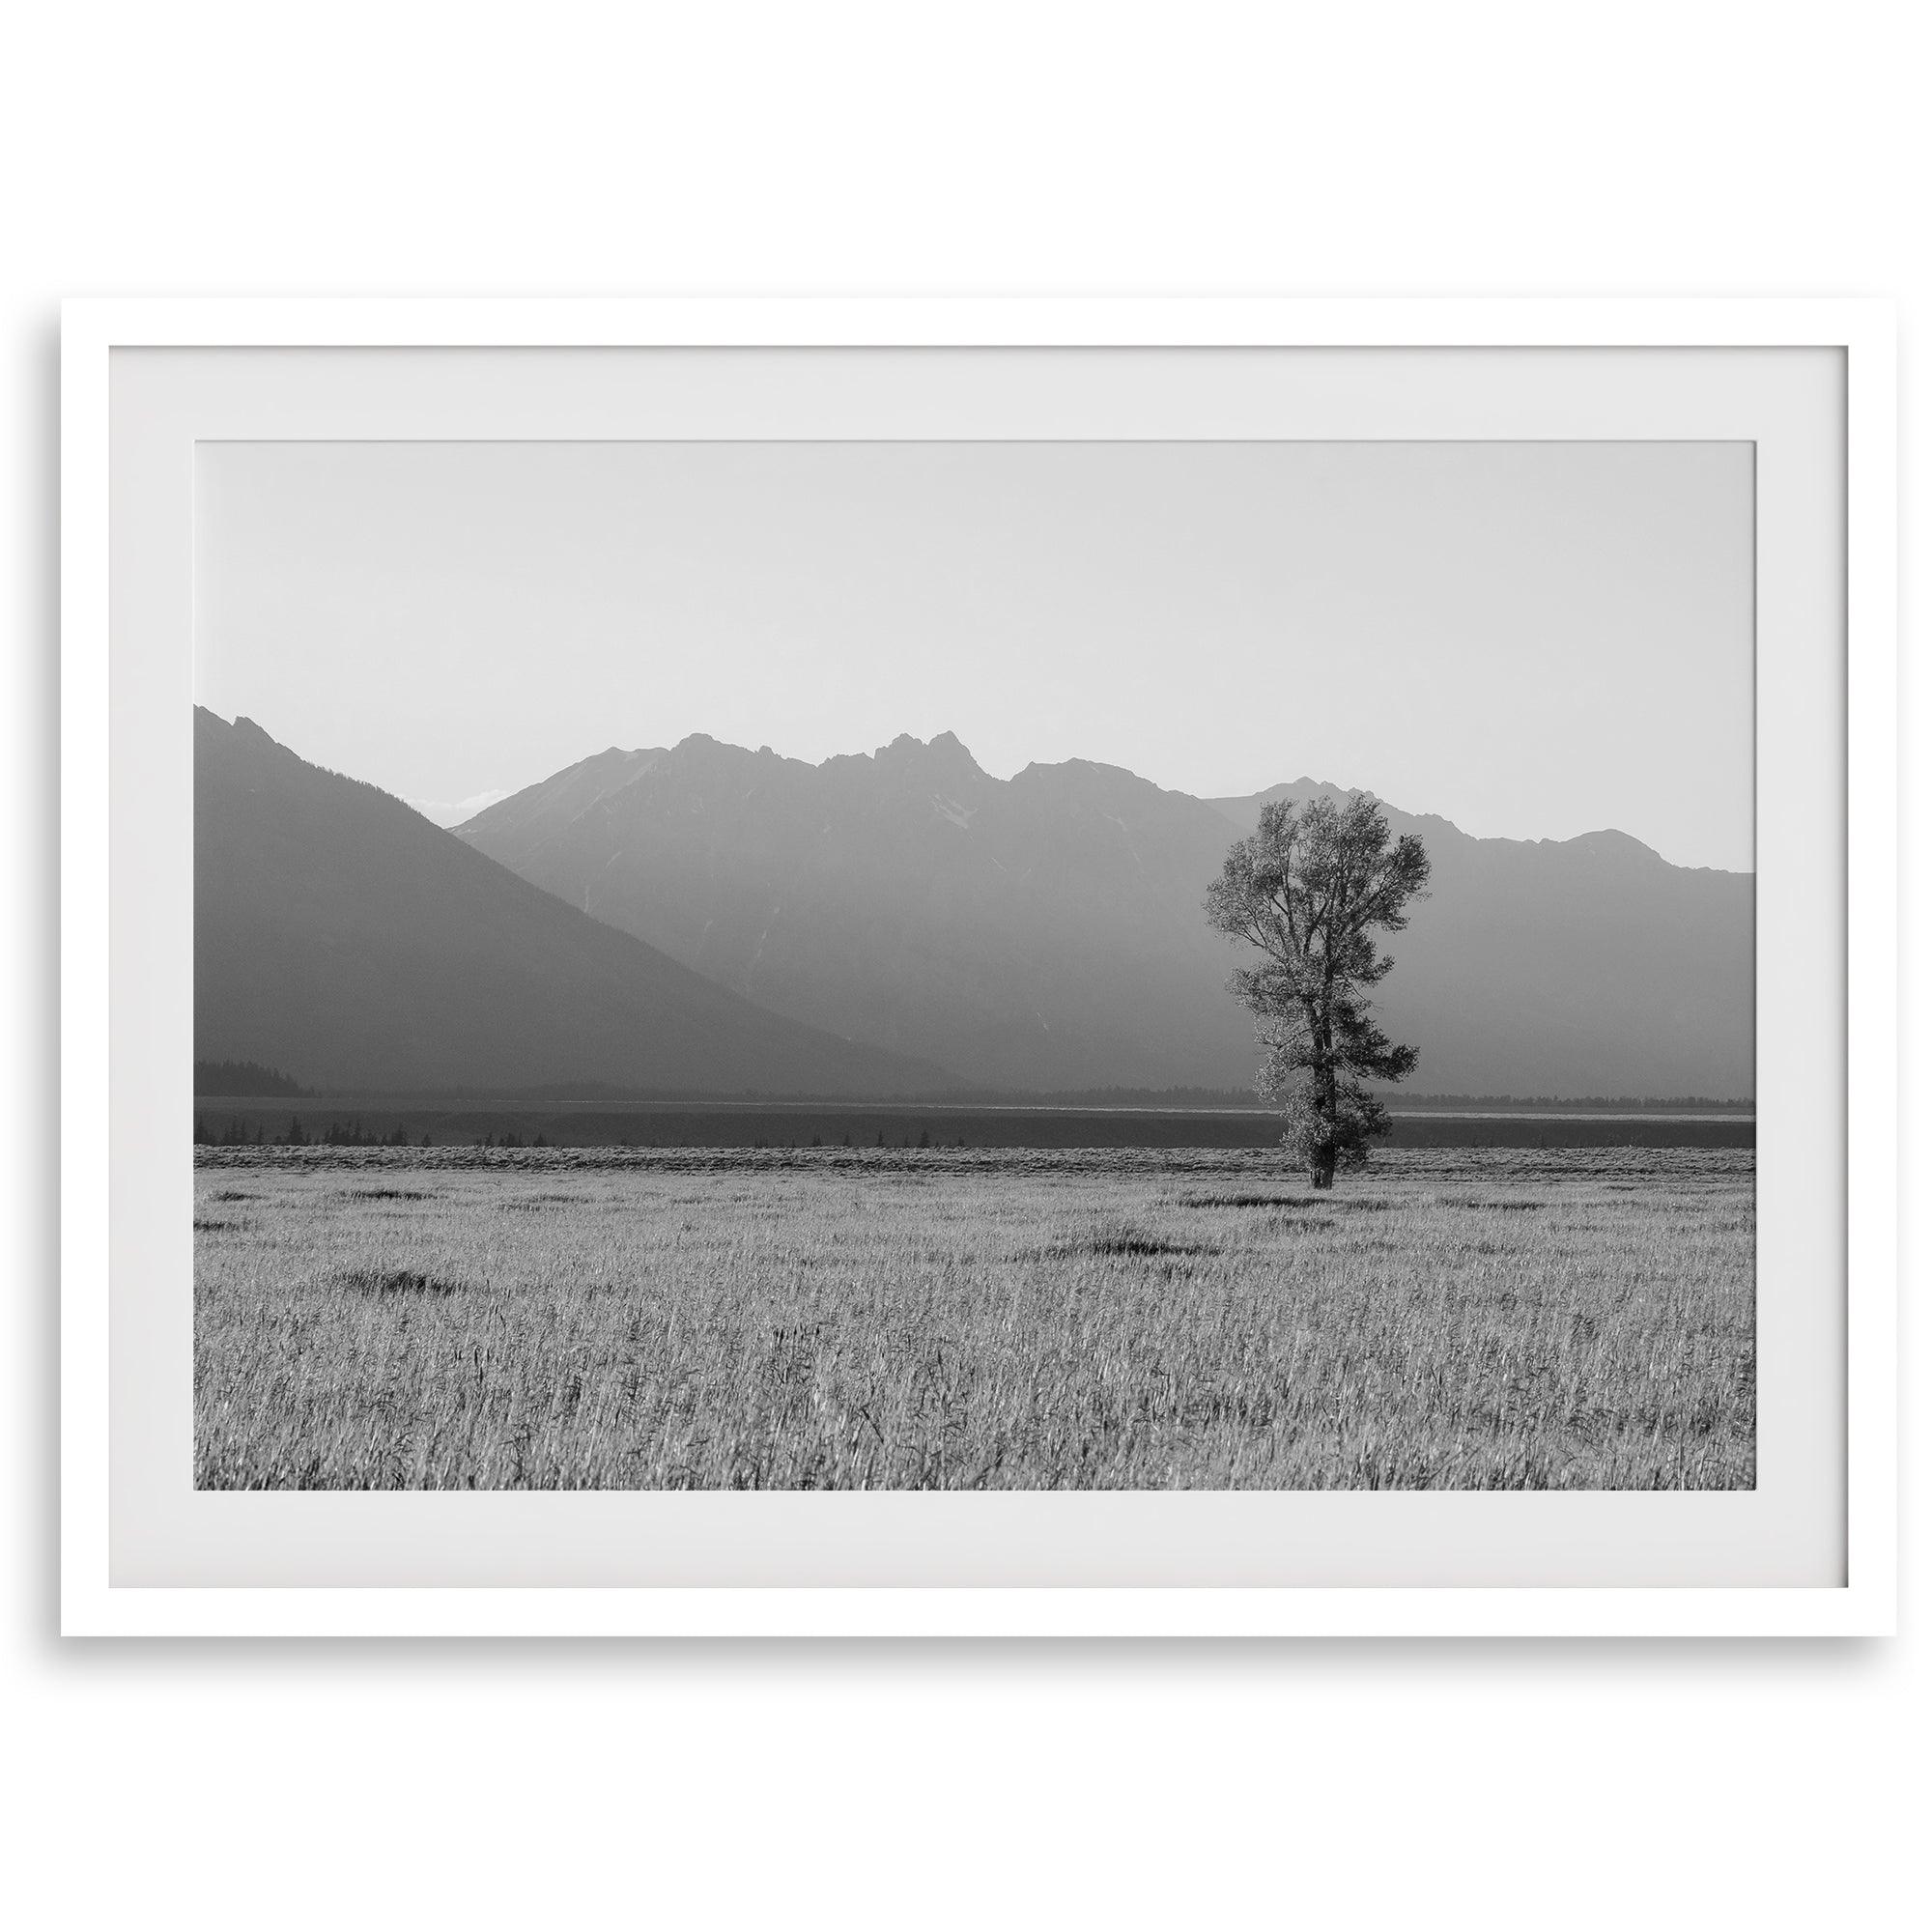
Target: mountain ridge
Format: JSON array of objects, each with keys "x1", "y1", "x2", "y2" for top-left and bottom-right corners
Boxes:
[
  {"x1": 458, "y1": 730, "x2": 1753, "y2": 1099},
  {"x1": 194, "y1": 708, "x2": 967, "y2": 1097},
  {"x1": 466, "y1": 737, "x2": 1746, "y2": 876}
]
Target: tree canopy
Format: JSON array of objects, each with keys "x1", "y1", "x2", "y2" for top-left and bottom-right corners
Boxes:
[{"x1": 1206, "y1": 792, "x2": 1431, "y2": 1186}]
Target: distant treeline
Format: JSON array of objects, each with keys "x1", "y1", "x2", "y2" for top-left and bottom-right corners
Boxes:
[
  {"x1": 197, "y1": 1115, "x2": 428, "y2": 1148},
  {"x1": 1398, "y1": 1093, "x2": 1754, "y2": 1112},
  {"x1": 188, "y1": 1069, "x2": 1752, "y2": 1115},
  {"x1": 192, "y1": 1100, "x2": 1752, "y2": 1153},
  {"x1": 963, "y1": 1087, "x2": 1753, "y2": 1111},
  {"x1": 195, "y1": 1114, "x2": 568, "y2": 1150}
]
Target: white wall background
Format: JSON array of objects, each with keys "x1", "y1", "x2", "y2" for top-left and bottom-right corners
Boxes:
[{"x1": 3, "y1": 4, "x2": 1921, "y2": 1926}]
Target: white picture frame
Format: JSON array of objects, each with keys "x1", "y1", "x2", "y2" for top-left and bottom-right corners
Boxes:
[{"x1": 61, "y1": 298, "x2": 1898, "y2": 1637}]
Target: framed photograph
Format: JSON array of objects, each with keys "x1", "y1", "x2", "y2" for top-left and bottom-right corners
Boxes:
[{"x1": 61, "y1": 298, "x2": 1896, "y2": 1636}]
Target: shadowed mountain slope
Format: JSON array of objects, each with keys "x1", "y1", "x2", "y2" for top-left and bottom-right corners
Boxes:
[
  {"x1": 194, "y1": 709, "x2": 963, "y2": 1096},
  {"x1": 459, "y1": 738, "x2": 1754, "y2": 1098}
]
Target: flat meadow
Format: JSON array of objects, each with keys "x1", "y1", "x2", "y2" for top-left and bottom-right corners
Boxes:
[
  {"x1": 193, "y1": 1143, "x2": 1754, "y2": 1491},
  {"x1": 192, "y1": 1144, "x2": 1754, "y2": 1492}
]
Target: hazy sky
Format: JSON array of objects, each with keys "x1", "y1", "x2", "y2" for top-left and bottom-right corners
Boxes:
[{"x1": 195, "y1": 440, "x2": 1753, "y2": 869}]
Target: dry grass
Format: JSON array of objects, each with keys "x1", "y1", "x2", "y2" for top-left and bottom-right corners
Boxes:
[{"x1": 194, "y1": 1146, "x2": 1754, "y2": 1491}]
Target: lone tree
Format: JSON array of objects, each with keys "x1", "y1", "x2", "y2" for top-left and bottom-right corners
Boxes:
[{"x1": 1206, "y1": 792, "x2": 1431, "y2": 1188}]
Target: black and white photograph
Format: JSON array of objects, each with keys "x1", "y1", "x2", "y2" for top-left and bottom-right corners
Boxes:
[
  {"x1": 18, "y1": 0, "x2": 1926, "y2": 1912},
  {"x1": 190, "y1": 435, "x2": 1757, "y2": 1492},
  {"x1": 22, "y1": 0, "x2": 1932, "y2": 1910}
]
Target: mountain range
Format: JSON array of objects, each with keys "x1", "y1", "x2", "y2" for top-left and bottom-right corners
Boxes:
[
  {"x1": 194, "y1": 709, "x2": 1752, "y2": 1099},
  {"x1": 194, "y1": 709, "x2": 959, "y2": 1096},
  {"x1": 456, "y1": 731, "x2": 1755, "y2": 1099}
]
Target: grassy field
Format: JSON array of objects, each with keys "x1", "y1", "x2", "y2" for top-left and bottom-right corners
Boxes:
[{"x1": 194, "y1": 1145, "x2": 1754, "y2": 1491}]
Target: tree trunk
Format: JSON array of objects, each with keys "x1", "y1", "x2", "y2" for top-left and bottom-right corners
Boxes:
[{"x1": 1312, "y1": 1037, "x2": 1338, "y2": 1190}]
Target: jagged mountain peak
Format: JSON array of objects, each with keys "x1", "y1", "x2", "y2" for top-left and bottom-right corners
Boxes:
[
  {"x1": 872, "y1": 729, "x2": 987, "y2": 781},
  {"x1": 455, "y1": 730, "x2": 1753, "y2": 1099}
]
